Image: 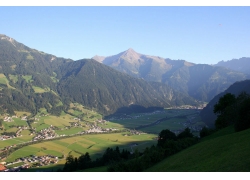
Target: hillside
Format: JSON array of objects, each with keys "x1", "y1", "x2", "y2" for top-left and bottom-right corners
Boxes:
[
  {"x1": 0, "y1": 34, "x2": 73, "y2": 115},
  {"x1": 0, "y1": 34, "x2": 199, "y2": 116},
  {"x1": 146, "y1": 126, "x2": 250, "y2": 172},
  {"x1": 93, "y1": 49, "x2": 248, "y2": 102},
  {"x1": 200, "y1": 79, "x2": 250, "y2": 128},
  {"x1": 55, "y1": 59, "x2": 199, "y2": 115}
]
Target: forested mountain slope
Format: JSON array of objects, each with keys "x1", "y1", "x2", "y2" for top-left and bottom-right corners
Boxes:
[{"x1": 0, "y1": 34, "x2": 199, "y2": 116}]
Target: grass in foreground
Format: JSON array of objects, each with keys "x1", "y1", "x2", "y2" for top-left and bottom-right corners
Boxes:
[{"x1": 146, "y1": 126, "x2": 250, "y2": 172}]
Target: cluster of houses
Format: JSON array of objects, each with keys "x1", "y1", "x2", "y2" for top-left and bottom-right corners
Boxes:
[
  {"x1": 69, "y1": 121, "x2": 82, "y2": 127},
  {"x1": 123, "y1": 129, "x2": 144, "y2": 136},
  {"x1": 3, "y1": 116, "x2": 14, "y2": 122},
  {"x1": 95, "y1": 119, "x2": 108, "y2": 125},
  {"x1": 16, "y1": 126, "x2": 29, "y2": 136},
  {"x1": 32, "y1": 127, "x2": 57, "y2": 141},
  {"x1": 0, "y1": 135, "x2": 15, "y2": 140},
  {"x1": 0, "y1": 125, "x2": 29, "y2": 141},
  {"x1": 1, "y1": 155, "x2": 59, "y2": 172},
  {"x1": 3, "y1": 115, "x2": 28, "y2": 122},
  {"x1": 168, "y1": 104, "x2": 206, "y2": 110},
  {"x1": 85, "y1": 126, "x2": 118, "y2": 134}
]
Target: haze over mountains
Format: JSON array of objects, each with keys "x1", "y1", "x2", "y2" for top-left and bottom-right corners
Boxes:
[
  {"x1": 214, "y1": 57, "x2": 250, "y2": 75},
  {"x1": 93, "y1": 49, "x2": 249, "y2": 102}
]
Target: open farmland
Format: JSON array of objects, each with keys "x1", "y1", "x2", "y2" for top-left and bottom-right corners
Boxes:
[
  {"x1": 106, "y1": 109, "x2": 204, "y2": 135},
  {"x1": 1, "y1": 108, "x2": 204, "y2": 172},
  {"x1": 5, "y1": 132, "x2": 157, "y2": 168}
]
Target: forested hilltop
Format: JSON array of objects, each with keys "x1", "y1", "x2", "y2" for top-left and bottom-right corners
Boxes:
[{"x1": 0, "y1": 34, "x2": 200, "y2": 116}]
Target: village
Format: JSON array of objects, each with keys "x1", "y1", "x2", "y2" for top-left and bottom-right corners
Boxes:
[
  {"x1": 0, "y1": 109, "x2": 205, "y2": 171},
  {"x1": 0, "y1": 154, "x2": 59, "y2": 172}
]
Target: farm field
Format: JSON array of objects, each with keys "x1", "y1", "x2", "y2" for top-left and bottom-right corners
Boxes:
[
  {"x1": 6, "y1": 132, "x2": 157, "y2": 170},
  {"x1": 1, "y1": 108, "x2": 205, "y2": 172},
  {"x1": 106, "y1": 109, "x2": 204, "y2": 134}
]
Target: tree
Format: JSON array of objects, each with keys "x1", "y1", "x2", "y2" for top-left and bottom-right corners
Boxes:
[
  {"x1": 177, "y1": 127, "x2": 193, "y2": 139},
  {"x1": 78, "y1": 152, "x2": 92, "y2": 170},
  {"x1": 157, "y1": 129, "x2": 177, "y2": 147},
  {"x1": 214, "y1": 93, "x2": 236, "y2": 129},
  {"x1": 235, "y1": 95, "x2": 250, "y2": 132},
  {"x1": 63, "y1": 155, "x2": 76, "y2": 172},
  {"x1": 0, "y1": 118, "x2": 3, "y2": 127},
  {"x1": 214, "y1": 91, "x2": 250, "y2": 132},
  {"x1": 199, "y1": 126, "x2": 213, "y2": 138}
]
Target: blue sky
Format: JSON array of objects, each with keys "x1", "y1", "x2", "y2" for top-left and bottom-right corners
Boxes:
[{"x1": 0, "y1": 5, "x2": 250, "y2": 64}]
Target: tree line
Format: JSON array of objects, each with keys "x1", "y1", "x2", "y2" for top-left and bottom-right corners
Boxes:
[
  {"x1": 213, "y1": 91, "x2": 250, "y2": 132},
  {"x1": 60, "y1": 127, "x2": 198, "y2": 172}
]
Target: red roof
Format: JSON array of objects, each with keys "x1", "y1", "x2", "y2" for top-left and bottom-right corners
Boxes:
[{"x1": 0, "y1": 164, "x2": 7, "y2": 171}]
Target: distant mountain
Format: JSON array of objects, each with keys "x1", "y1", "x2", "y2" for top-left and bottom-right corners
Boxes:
[
  {"x1": 214, "y1": 57, "x2": 250, "y2": 75},
  {"x1": 92, "y1": 49, "x2": 249, "y2": 102},
  {"x1": 200, "y1": 79, "x2": 250, "y2": 128},
  {"x1": 0, "y1": 34, "x2": 199, "y2": 116},
  {"x1": 55, "y1": 59, "x2": 200, "y2": 115}
]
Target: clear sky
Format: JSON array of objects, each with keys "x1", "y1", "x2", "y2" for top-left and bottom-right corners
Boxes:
[{"x1": 1, "y1": 3, "x2": 250, "y2": 64}]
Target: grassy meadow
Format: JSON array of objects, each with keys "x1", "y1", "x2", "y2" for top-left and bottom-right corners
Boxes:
[
  {"x1": 107, "y1": 109, "x2": 204, "y2": 134},
  {"x1": 146, "y1": 126, "x2": 250, "y2": 172},
  {"x1": 5, "y1": 132, "x2": 157, "y2": 165},
  {"x1": 0, "y1": 73, "x2": 15, "y2": 89}
]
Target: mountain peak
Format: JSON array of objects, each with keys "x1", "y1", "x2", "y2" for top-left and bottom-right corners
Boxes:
[
  {"x1": 123, "y1": 48, "x2": 138, "y2": 55},
  {"x1": 121, "y1": 48, "x2": 141, "y2": 61},
  {"x1": 92, "y1": 55, "x2": 106, "y2": 63},
  {"x1": 0, "y1": 34, "x2": 18, "y2": 47},
  {"x1": 126, "y1": 48, "x2": 136, "y2": 52}
]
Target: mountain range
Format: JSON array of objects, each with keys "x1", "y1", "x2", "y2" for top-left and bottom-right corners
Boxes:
[
  {"x1": 93, "y1": 49, "x2": 249, "y2": 102},
  {"x1": 0, "y1": 34, "x2": 199, "y2": 116},
  {"x1": 214, "y1": 57, "x2": 250, "y2": 75},
  {"x1": 1, "y1": 34, "x2": 249, "y2": 126}
]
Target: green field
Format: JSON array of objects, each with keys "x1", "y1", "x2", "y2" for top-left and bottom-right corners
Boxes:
[
  {"x1": 8, "y1": 74, "x2": 18, "y2": 83},
  {"x1": 22, "y1": 75, "x2": 32, "y2": 83},
  {"x1": 146, "y1": 126, "x2": 250, "y2": 172},
  {"x1": 0, "y1": 73, "x2": 15, "y2": 89},
  {"x1": 32, "y1": 86, "x2": 49, "y2": 93},
  {"x1": 0, "y1": 114, "x2": 30, "y2": 134},
  {"x1": 107, "y1": 109, "x2": 203, "y2": 134},
  {"x1": 55, "y1": 127, "x2": 84, "y2": 135},
  {"x1": 32, "y1": 113, "x2": 81, "y2": 131},
  {"x1": 5, "y1": 132, "x2": 157, "y2": 165},
  {"x1": 1, "y1": 108, "x2": 205, "y2": 172}
]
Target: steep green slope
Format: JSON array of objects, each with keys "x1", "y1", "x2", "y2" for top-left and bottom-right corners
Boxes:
[
  {"x1": 146, "y1": 126, "x2": 250, "y2": 172},
  {"x1": 0, "y1": 34, "x2": 72, "y2": 115},
  {"x1": 56, "y1": 59, "x2": 199, "y2": 115}
]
